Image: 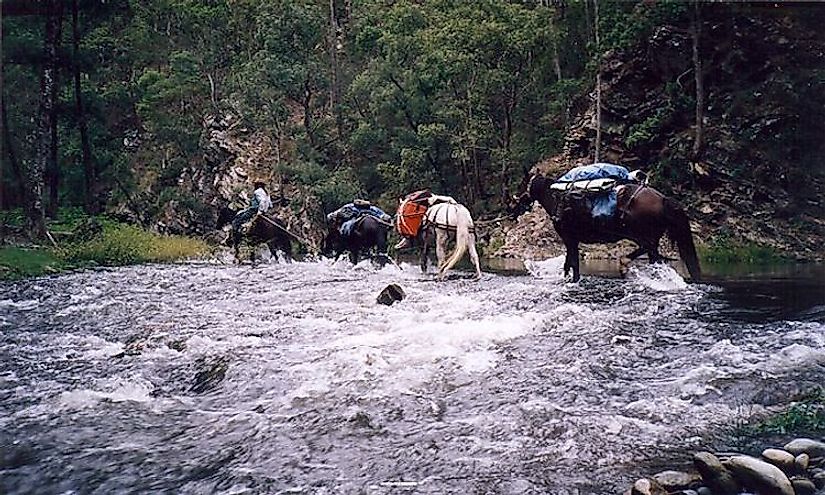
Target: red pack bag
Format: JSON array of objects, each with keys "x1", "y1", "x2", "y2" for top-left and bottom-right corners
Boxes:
[{"x1": 396, "y1": 190, "x2": 431, "y2": 237}]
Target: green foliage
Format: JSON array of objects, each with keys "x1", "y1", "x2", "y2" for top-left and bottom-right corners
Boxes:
[
  {"x1": 0, "y1": 247, "x2": 67, "y2": 280},
  {"x1": 60, "y1": 220, "x2": 208, "y2": 266},
  {"x1": 743, "y1": 388, "x2": 825, "y2": 436},
  {"x1": 699, "y1": 235, "x2": 788, "y2": 265}
]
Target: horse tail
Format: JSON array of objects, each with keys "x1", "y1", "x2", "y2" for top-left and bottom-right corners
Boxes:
[
  {"x1": 440, "y1": 206, "x2": 471, "y2": 275},
  {"x1": 664, "y1": 198, "x2": 701, "y2": 282}
]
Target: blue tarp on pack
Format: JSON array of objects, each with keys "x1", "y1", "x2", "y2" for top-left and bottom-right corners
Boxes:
[
  {"x1": 338, "y1": 205, "x2": 390, "y2": 236},
  {"x1": 590, "y1": 190, "x2": 618, "y2": 220},
  {"x1": 341, "y1": 217, "x2": 360, "y2": 236},
  {"x1": 556, "y1": 163, "x2": 629, "y2": 222},
  {"x1": 556, "y1": 163, "x2": 630, "y2": 183}
]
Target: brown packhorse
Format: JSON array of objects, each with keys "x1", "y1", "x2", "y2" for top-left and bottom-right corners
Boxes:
[
  {"x1": 217, "y1": 206, "x2": 293, "y2": 263},
  {"x1": 512, "y1": 173, "x2": 701, "y2": 282}
]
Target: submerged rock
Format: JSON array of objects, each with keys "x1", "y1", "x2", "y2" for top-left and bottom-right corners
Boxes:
[
  {"x1": 693, "y1": 452, "x2": 740, "y2": 495},
  {"x1": 377, "y1": 284, "x2": 406, "y2": 306},
  {"x1": 723, "y1": 455, "x2": 793, "y2": 495},
  {"x1": 190, "y1": 357, "x2": 229, "y2": 394}
]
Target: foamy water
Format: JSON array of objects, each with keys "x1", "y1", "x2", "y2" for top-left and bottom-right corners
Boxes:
[{"x1": 0, "y1": 260, "x2": 823, "y2": 494}]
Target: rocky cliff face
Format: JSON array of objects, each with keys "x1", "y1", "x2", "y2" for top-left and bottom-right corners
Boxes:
[
  {"x1": 497, "y1": 4, "x2": 825, "y2": 262},
  {"x1": 113, "y1": 113, "x2": 327, "y2": 253}
]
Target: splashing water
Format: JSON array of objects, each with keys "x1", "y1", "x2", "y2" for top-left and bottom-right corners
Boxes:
[{"x1": 0, "y1": 260, "x2": 822, "y2": 494}]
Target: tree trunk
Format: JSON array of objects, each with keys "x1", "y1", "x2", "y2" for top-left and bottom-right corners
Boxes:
[
  {"x1": 28, "y1": 0, "x2": 62, "y2": 238},
  {"x1": 1, "y1": 93, "x2": 26, "y2": 209},
  {"x1": 328, "y1": 0, "x2": 343, "y2": 140},
  {"x1": 593, "y1": 0, "x2": 602, "y2": 163},
  {"x1": 72, "y1": 0, "x2": 97, "y2": 214},
  {"x1": 691, "y1": 0, "x2": 705, "y2": 160},
  {"x1": 45, "y1": 2, "x2": 63, "y2": 219}
]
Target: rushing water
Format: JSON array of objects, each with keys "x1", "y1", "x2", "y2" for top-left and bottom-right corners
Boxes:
[{"x1": 1, "y1": 258, "x2": 823, "y2": 494}]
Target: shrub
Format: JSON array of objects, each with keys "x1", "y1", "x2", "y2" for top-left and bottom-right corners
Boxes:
[{"x1": 59, "y1": 221, "x2": 208, "y2": 266}]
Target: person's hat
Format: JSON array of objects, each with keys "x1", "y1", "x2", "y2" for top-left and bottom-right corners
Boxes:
[{"x1": 353, "y1": 199, "x2": 371, "y2": 207}]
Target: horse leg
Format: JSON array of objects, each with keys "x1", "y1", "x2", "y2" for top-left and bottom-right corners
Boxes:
[
  {"x1": 563, "y1": 240, "x2": 580, "y2": 282},
  {"x1": 468, "y1": 233, "x2": 481, "y2": 279},
  {"x1": 625, "y1": 246, "x2": 646, "y2": 261},
  {"x1": 278, "y1": 234, "x2": 293, "y2": 263},
  {"x1": 420, "y1": 229, "x2": 431, "y2": 273},
  {"x1": 435, "y1": 230, "x2": 447, "y2": 268},
  {"x1": 571, "y1": 242, "x2": 581, "y2": 282},
  {"x1": 349, "y1": 250, "x2": 359, "y2": 265},
  {"x1": 267, "y1": 240, "x2": 280, "y2": 263}
]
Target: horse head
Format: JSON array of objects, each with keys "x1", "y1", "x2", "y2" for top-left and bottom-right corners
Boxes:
[
  {"x1": 508, "y1": 173, "x2": 546, "y2": 219},
  {"x1": 216, "y1": 205, "x2": 237, "y2": 229}
]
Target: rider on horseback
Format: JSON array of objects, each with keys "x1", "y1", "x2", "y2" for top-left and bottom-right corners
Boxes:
[{"x1": 230, "y1": 179, "x2": 273, "y2": 241}]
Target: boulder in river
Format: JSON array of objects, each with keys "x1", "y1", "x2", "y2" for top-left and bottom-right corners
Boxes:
[
  {"x1": 761, "y1": 448, "x2": 795, "y2": 472},
  {"x1": 190, "y1": 357, "x2": 229, "y2": 394},
  {"x1": 723, "y1": 455, "x2": 794, "y2": 495},
  {"x1": 795, "y1": 452, "x2": 810, "y2": 472},
  {"x1": 631, "y1": 478, "x2": 668, "y2": 495},
  {"x1": 790, "y1": 476, "x2": 817, "y2": 495},
  {"x1": 377, "y1": 284, "x2": 406, "y2": 306},
  {"x1": 784, "y1": 438, "x2": 825, "y2": 458},
  {"x1": 651, "y1": 470, "x2": 701, "y2": 490},
  {"x1": 693, "y1": 452, "x2": 740, "y2": 495}
]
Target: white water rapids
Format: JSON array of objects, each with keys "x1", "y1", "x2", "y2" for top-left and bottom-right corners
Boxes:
[{"x1": 1, "y1": 259, "x2": 823, "y2": 494}]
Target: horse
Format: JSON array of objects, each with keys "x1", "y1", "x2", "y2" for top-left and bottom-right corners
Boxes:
[
  {"x1": 322, "y1": 215, "x2": 392, "y2": 267},
  {"x1": 418, "y1": 202, "x2": 482, "y2": 280},
  {"x1": 216, "y1": 206, "x2": 293, "y2": 263},
  {"x1": 511, "y1": 173, "x2": 701, "y2": 282}
]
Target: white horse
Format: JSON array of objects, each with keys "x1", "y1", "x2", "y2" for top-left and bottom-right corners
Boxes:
[{"x1": 421, "y1": 202, "x2": 482, "y2": 279}]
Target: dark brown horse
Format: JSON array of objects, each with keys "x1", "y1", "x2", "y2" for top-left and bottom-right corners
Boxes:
[
  {"x1": 512, "y1": 173, "x2": 701, "y2": 282},
  {"x1": 217, "y1": 207, "x2": 293, "y2": 263}
]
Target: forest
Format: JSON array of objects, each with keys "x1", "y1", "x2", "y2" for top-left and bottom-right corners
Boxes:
[{"x1": 2, "y1": 0, "x2": 825, "y2": 260}]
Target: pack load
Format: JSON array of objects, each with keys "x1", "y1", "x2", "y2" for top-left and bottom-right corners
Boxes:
[
  {"x1": 328, "y1": 200, "x2": 391, "y2": 237},
  {"x1": 550, "y1": 163, "x2": 645, "y2": 222},
  {"x1": 396, "y1": 190, "x2": 432, "y2": 237},
  {"x1": 549, "y1": 163, "x2": 631, "y2": 193}
]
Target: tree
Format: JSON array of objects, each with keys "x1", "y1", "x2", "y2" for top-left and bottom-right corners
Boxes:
[
  {"x1": 28, "y1": 0, "x2": 63, "y2": 237},
  {"x1": 71, "y1": 0, "x2": 98, "y2": 214},
  {"x1": 691, "y1": 0, "x2": 704, "y2": 160},
  {"x1": 593, "y1": 0, "x2": 602, "y2": 162}
]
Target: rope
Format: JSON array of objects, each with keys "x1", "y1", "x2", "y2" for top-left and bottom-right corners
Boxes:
[
  {"x1": 255, "y1": 214, "x2": 317, "y2": 251},
  {"x1": 474, "y1": 215, "x2": 510, "y2": 227}
]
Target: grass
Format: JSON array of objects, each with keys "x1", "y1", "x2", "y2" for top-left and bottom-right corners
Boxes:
[
  {"x1": 699, "y1": 236, "x2": 788, "y2": 265},
  {"x1": 0, "y1": 247, "x2": 68, "y2": 280},
  {"x1": 60, "y1": 221, "x2": 208, "y2": 266},
  {"x1": 1, "y1": 211, "x2": 209, "y2": 280}
]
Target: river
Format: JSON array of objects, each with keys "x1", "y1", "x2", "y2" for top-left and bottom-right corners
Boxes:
[{"x1": 1, "y1": 258, "x2": 824, "y2": 494}]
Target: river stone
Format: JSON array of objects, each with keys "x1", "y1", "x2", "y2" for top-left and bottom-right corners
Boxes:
[
  {"x1": 784, "y1": 438, "x2": 825, "y2": 457},
  {"x1": 631, "y1": 478, "x2": 668, "y2": 495},
  {"x1": 762, "y1": 448, "x2": 795, "y2": 472},
  {"x1": 377, "y1": 284, "x2": 406, "y2": 306},
  {"x1": 795, "y1": 452, "x2": 810, "y2": 472},
  {"x1": 652, "y1": 470, "x2": 701, "y2": 490},
  {"x1": 723, "y1": 455, "x2": 794, "y2": 495},
  {"x1": 693, "y1": 452, "x2": 740, "y2": 495},
  {"x1": 790, "y1": 476, "x2": 816, "y2": 495}
]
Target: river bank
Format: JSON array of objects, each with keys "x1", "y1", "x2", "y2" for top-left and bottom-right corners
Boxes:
[{"x1": 0, "y1": 210, "x2": 208, "y2": 281}]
